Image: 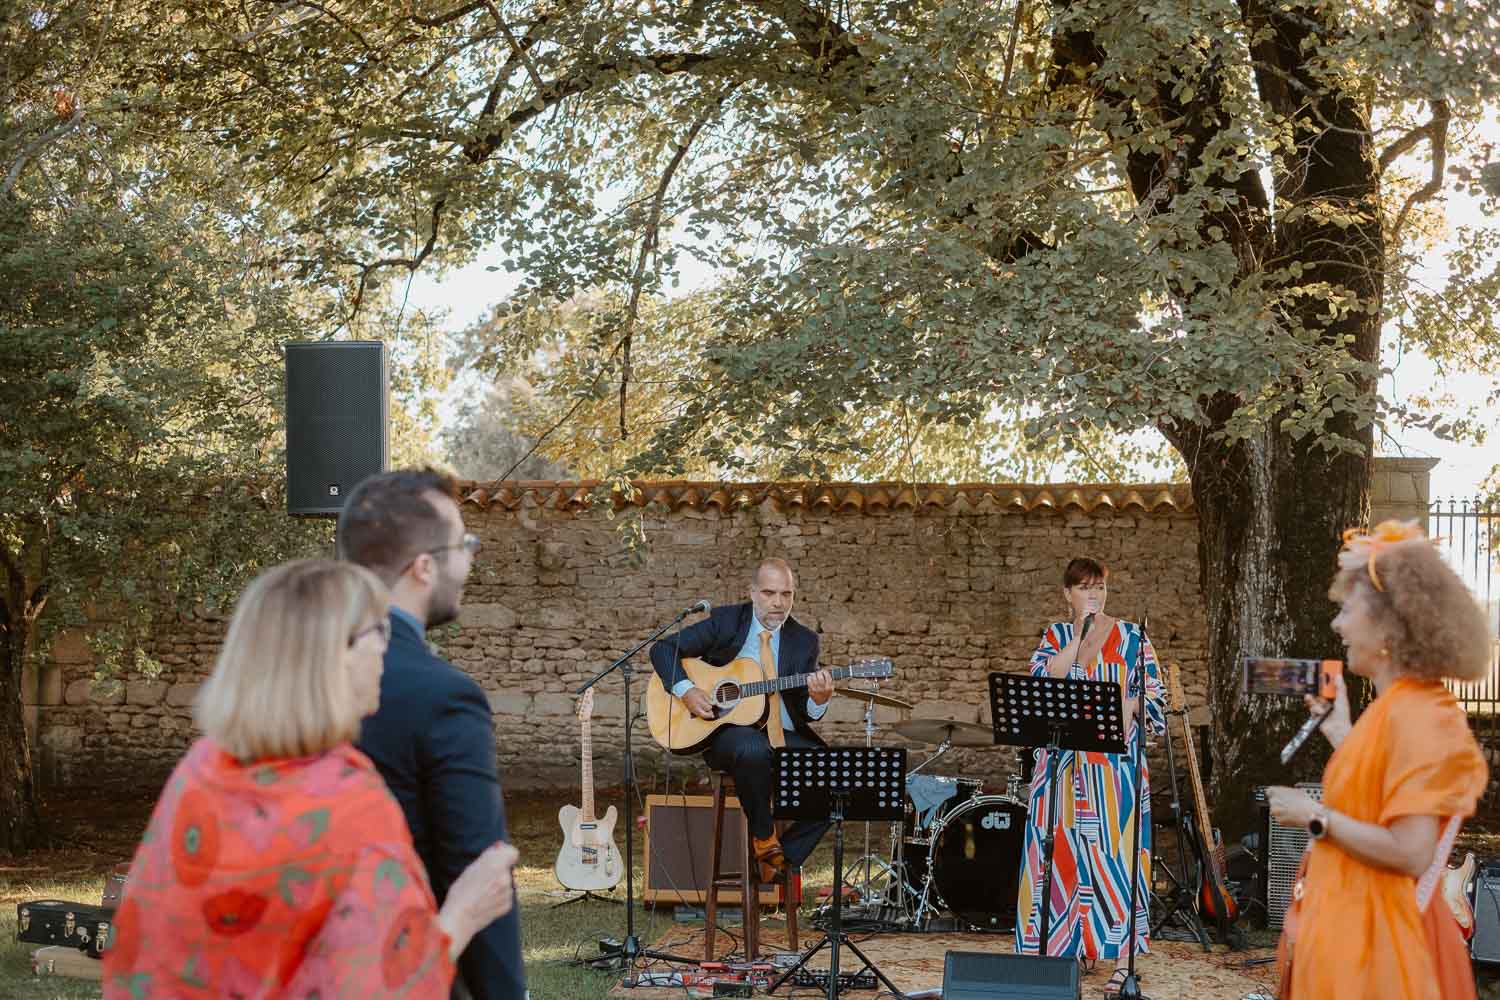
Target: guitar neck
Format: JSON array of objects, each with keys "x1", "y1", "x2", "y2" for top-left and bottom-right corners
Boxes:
[
  {"x1": 580, "y1": 717, "x2": 595, "y2": 822},
  {"x1": 740, "y1": 665, "x2": 861, "y2": 697}
]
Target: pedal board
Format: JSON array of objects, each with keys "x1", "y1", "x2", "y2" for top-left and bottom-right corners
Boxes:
[{"x1": 788, "y1": 967, "x2": 878, "y2": 993}]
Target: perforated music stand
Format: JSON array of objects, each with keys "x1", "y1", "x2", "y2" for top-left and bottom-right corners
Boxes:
[
  {"x1": 768, "y1": 747, "x2": 907, "y2": 1000},
  {"x1": 989, "y1": 672, "x2": 1126, "y2": 957}
]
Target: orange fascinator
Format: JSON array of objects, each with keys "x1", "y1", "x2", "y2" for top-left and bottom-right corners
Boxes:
[{"x1": 1338, "y1": 520, "x2": 1428, "y2": 593}]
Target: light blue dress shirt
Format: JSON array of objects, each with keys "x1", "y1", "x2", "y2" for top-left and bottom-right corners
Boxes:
[{"x1": 672, "y1": 614, "x2": 828, "y2": 729}]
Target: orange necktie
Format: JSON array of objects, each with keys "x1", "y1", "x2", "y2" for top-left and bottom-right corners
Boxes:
[{"x1": 760, "y1": 629, "x2": 786, "y2": 749}]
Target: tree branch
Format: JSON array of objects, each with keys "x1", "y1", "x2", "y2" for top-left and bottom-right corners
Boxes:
[
  {"x1": 464, "y1": 50, "x2": 726, "y2": 165},
  {"x1": 620, "y1": 101, "x2": 725, "y2": 438},
  {"x1": 348, "y1": 196, "x2": 446, "y2": 318},
  {"x1": 1, "y1": 107, "x2": 84, "y2": 198},
  {"x1": 1386, "y1": 99, "x2": 1449, "y2": 243}
]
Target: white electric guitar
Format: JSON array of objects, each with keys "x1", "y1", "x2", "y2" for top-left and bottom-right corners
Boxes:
[{"x1": 554, "y1": 689, "x2": 623, "y2": 892}]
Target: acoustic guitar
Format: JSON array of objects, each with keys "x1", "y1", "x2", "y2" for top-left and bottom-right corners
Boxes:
[
  {"x1": 554, "y1": 689, "x2": 623, "y2": 892},
  {"x1": 646, "y1": 656, "x2": 894, "y2": 753},
  {"x1": 1166, "y1": 663, "x2": 1239, "y2": 940}
]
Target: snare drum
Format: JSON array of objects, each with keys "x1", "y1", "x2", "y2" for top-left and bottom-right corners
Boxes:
[{"x1": 923, "y1": 795, "x2": 1028, "y2": 930}]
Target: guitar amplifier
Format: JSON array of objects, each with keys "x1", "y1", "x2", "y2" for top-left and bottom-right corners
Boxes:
[
  {"x1": 1264, "y1": 782, "x2": 1322, "y2": 929},
  {"x1": 642, "y1": 794, "x2": 780, "y2": 906},
  {"x1": 1470, "y1": 860, "x2": 1500, "y2": 965}
]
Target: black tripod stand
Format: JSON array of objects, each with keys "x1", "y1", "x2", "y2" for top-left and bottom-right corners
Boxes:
[
  {"x1": 767, "y1": 747, "x2": 908, "y2": 1000},
  {"x1": 1148, "y1": 699, "x2": 1211, "y2": 950},
  {"x1": 577, "y1": 605, "x2": 705, "y2": 975}
]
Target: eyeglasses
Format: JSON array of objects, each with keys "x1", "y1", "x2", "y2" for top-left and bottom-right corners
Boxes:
[
  {"x1": 427, "y1": 533, "x2": 481, "y2": 558},
  {"x1": 349, "y1": 619, "x2": 391, "y2": 648}
]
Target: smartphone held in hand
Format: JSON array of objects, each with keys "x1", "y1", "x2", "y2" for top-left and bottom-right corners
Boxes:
[{"x1": 1243, "y1": 657, "x2": 1342, "y2": 701}]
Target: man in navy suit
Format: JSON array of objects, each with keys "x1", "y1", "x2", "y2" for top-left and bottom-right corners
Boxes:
[
  {"x1": 650, "y1": 557, "x2": 833, "y2": 879},
  {"x1": 338, "y1": 469, "x2": 524, "y2": 1000}
]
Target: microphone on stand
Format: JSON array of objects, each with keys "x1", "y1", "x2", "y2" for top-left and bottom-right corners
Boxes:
[
  {"x1": 684, "y1": 599, "x2": 710, "y2": 616},
  {"x1": 1280, "y1": 701, "x2": 1333, "y2": 765}
]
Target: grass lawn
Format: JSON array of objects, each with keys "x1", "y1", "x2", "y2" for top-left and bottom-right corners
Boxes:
[
  {"x1": 0, "y1": 784, "x2": 839, "y2": 1000},
  {"x1": 7, "y1": 785, "x2": 1500, "y2": 998}
]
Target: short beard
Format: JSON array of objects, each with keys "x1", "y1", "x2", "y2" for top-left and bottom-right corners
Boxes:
[{"x1": 426, "y1": 573, "x2": 462, "y2": 629}]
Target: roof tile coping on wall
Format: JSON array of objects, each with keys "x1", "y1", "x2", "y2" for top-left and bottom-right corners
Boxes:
[{"x1": 455, "y1": 480, "x2": 1194, "y2": 515}]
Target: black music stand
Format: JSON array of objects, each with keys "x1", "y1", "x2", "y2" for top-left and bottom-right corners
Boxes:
[
  {"x1": 768, "y1": 747, "x2": 908, "y2": 1000},
  {"x1": 989, "y1": 672, "x2": 1126, "y2": 959}
]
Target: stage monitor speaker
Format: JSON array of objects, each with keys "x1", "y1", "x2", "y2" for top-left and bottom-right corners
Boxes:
[
  {"x1": 640, "y1": 794, "x2": 779, "y2": 907},
  {"x1": 284, "y1": 341, "x2": 388, "y2": 516},
  {"x1": 1470, "y1": 861, "x2": 1500, "y2": 965},
  {"x1": 1266, "y1": 781, "x2": 1321, "y2": 929},
  {"x1": 941, "y1": 951, "x2": 1080, "y2": 1000}
]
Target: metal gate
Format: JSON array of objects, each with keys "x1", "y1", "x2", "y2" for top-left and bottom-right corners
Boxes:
[{"x1": 1430, "y1": 500, "x2": 1500, "y2": 738}]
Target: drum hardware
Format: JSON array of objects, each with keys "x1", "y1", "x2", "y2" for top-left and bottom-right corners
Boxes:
[
  {"x1": 833, "y1": 686, "x2": 914, "y2": 711},
  {"x1": 891, "y1": 718, "x2": 995, "y2": 748},
  {"x1": 836, "y1": 681, "x2": 911, "y2": 910}
]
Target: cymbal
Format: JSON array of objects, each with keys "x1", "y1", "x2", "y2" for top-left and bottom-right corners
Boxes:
[
  {"x1": 834, "y1": 686, "x2": 913, "y2": 710},
  {"x1": 891, "y1": 718, "x2": 994, "y2": 747}
]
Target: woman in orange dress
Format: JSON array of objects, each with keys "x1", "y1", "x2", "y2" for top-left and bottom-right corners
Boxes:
[
  {"x1": 1268, "y1": 522, "x2": 1490, "y2": 1000},
  {"x1": 103, "y1": 560, "x2": 520, "y2": 999}
]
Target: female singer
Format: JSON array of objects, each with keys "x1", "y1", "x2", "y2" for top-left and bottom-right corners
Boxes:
[
  {"x1": 1016, "y1": 557, "x2": 1165, "y2": 999},
  {"x1": 1268, "y1": 522, "x2": 1488, "y2": 1000}
]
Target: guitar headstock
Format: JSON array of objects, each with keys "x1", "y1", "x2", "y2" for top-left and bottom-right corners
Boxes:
[
  {"x1": 1166, "y1": 662, "x2": 1188, "y2": 713},
  {"x1": 577, "y1": 689, "x2": 595, "y2": 722},
  {"x1": 847, "y1": 657, "x2": 894, "y2": 679}
]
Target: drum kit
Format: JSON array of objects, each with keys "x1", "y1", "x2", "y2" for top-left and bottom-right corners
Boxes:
[{"x1": 833, "y1": 683, "x2": 1030, "y2": 933}]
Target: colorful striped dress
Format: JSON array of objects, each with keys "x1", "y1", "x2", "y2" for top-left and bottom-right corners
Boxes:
[{"x1": 1014, "y1": 619, "x2": 1165, "y2": 960}]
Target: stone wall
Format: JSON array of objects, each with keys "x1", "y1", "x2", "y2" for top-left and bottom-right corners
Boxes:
[{"x1": 24, "y1": 460, "x2": 1434, "y2": 803}]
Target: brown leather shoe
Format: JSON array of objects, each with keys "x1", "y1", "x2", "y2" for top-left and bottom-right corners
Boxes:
[{"x1": 752, "y1": 833, "x2": 786, "y2": 884}]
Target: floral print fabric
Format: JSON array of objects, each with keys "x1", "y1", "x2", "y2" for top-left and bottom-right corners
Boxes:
[{"x1": 103, "y1": 739, "x2": 454, "y2": 999}]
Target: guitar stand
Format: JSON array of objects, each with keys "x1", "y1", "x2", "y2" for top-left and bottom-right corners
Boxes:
[
  {"x1": 550, "y1": 889, "x2": 624, "y2": 909},
  {"x1": 1150, "y1": 715, "x2": 1211, "y2": 951}
]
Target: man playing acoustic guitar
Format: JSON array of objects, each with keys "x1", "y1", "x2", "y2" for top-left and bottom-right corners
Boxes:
[{"x1": 650, "y1": 557, "x2": 834, "y2": 882}]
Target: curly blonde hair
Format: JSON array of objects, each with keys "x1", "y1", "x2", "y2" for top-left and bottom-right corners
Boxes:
[{"x1": 1330, "y1": 535, "x2": 1491, "y2": 682}]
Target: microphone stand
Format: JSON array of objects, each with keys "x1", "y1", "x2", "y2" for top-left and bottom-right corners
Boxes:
[
  {"x1": 1117, "y1": 614, "x2": 1152, "y2": 1000},
  {"x1": 578, "y1": 606, "x2": 704, "y2": 975}
]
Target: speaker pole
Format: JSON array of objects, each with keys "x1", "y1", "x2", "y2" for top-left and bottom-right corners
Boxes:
[{"x1": 1116, "y1": 615, "x2": 1153, "y2": 1000}]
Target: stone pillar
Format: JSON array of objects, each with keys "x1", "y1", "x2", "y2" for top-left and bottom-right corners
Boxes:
[
  {"x1": 1369, "y1": 457, "x2": 1439, "y2": 528},
  {"x1": 32, "y1": 630, "x2": 92, "y2": 786}
]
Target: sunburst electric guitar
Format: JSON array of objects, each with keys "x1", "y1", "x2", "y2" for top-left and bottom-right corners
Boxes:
[
  {"x1": 554, "y1": 689, "x2": 623, "y2": 892},
  {"x1": 1166, "y1": 663, "x2": 1239, "y2": 941},
  {"x1": 646, "y1": 656, "x2": 894, "y2": 754}
]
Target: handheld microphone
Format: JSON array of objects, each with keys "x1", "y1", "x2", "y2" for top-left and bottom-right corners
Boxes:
[
  {"x1": 1079, "y1": 612, "x2": 1096, "y2": 642},
  {"x1": 1280, "y1": 701, "x2": 1333, "y2": 765}
]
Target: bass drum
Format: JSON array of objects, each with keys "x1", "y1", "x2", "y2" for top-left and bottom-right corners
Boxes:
[{"x1": 927, "y1": 795, "x2": 1027, "y2": 931}]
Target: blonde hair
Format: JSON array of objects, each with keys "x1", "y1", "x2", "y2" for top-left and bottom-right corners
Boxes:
[
  {"x1": 1330, "y1": 533, "x2": 1491, "y2": 683},
  {"x1": 196, "y1": 559, "x2": 388, "y2": 761}
]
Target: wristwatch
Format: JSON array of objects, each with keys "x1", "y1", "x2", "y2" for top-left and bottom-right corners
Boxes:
[{"x1": 1307, "y1": 805, "x2": 1330, "y2": 840}]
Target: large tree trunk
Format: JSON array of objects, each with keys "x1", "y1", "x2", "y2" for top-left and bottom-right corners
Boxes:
[
  {"x1": 0, "y1": 619, "x2": 43, "y2": 854},
  {"x1": 1174, "y1": 421, "x2": 1372, "y2": 837}
]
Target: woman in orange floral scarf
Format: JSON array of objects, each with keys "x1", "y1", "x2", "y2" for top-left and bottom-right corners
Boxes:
[
  {"x1": 1267, "y1": 521, "x2": 1490, "y2": 1000},
  {"x1": 103, "y1": 560, "x2": 518, "y2": 999}
]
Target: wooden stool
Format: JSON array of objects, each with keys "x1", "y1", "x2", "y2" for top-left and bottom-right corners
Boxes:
[{"x1": 705, "y1": 772, "x2": 799, "y2": 961}]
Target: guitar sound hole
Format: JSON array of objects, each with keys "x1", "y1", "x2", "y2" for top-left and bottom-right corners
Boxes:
[{"x1": 716, "y1": 682, "x2": 741, "y2": 706}]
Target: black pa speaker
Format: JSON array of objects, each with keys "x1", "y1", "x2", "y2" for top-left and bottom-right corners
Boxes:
[
  {"x1": 941, "y1": 951, "x2": 1080, "y2": 1000},
  {"x1": 285, "y1": 341, "x2": 388, "y2": 516},
  {"x1": 1471, "y1": 861, "x2": 1500, "y2": 965}
]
